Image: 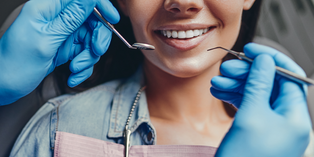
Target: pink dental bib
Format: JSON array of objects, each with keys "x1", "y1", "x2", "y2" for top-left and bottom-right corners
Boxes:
[{"x1": 54, "y1": 131, "x2": 217, "y2": 157}]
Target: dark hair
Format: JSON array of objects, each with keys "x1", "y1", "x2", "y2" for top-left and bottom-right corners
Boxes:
[{"x1": 54, "y1": 0, "x2": 262, "y2": 94}]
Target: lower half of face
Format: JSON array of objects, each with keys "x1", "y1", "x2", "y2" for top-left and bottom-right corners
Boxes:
[{"x1": 125, "y1": 0, "x2": 245, "y2": 78}]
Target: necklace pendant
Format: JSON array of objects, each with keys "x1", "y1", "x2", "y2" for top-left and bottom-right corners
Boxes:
[{"x1": 124, "y1": 128, "x2": 131, "y2": 157}]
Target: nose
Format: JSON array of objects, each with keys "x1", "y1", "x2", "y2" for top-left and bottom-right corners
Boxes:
[{"x1": 164, "y1": 0, "x2": 203, "y2": 16}]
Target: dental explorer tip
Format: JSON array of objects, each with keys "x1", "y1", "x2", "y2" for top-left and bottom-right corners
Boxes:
[{"x1": 207, "y1": 47, "x2": 229, "y2": 52}]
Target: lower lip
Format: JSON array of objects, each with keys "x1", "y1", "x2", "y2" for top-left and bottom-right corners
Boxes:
[{"x1": 155, "y1": 28, "x2": 215, "y2": 51}]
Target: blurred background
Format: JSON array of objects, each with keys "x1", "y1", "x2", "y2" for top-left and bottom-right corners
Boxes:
[
  {"x1": 1, "y1": 0, "x2": 314, "y2": 156},
  {"x1": 253, "y1": 0, "x2": 314, "y2": 128},
  {"x1": 254, "y1": 0, "x2": 314, "y2": 131}
]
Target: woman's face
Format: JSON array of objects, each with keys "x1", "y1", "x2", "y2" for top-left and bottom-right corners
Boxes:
[{"x1": 118, "y1": 0, "x2": 255, "y2": 78}]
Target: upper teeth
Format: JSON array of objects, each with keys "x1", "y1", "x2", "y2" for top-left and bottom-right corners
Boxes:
[{"x1": 161, "y1": 28, "x2": 209, "y2": 39}]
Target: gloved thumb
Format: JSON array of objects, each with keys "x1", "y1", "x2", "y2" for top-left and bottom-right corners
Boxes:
[{"x1": 240, "y1": 54, "x2": 276, "y2": 109}]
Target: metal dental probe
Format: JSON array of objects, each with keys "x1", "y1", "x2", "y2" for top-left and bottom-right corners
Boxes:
[
  {"x1": 207, "y1": 47, "x2": 314, "y2": 86},
  {"x1": 93, "y1": 8, "x2": 155, "y2": 50}
]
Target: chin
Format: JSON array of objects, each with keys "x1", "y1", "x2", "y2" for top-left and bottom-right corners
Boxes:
[
  {"x1": 143, "y1": 45, "x2": 226, "y2": 79},
  {"x1": 168, "y1": 70, "x2": 204, "y2": 78},
  {"x1": 160, "y1": 59, "x2": 221, "y2": 78}
]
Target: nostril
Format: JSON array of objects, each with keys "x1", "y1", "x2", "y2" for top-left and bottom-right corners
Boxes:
[
  {"x1": 169, "y1": 7, "x2": 198, "y2": 14},
  {"x1": 164, "y1": 1, "x2": 203, "y2": 15},
  {"x1": 170, "y1": 8, "x2": 180, "y2": 13},
  {"x1": 187, "y1": 8, "x2": 198, "y2": 12}
]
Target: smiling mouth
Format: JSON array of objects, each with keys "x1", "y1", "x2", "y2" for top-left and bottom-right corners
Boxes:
[{"x1": 155, "y1": 26, "x2": 217, "y2": 39}]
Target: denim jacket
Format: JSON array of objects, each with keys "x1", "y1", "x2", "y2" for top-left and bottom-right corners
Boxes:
[{"x1": 9, "y1": 67, "x2": 156, "y2": 156}]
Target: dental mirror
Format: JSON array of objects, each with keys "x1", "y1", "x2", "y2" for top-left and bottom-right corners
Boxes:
[{"x1": 132, "y1": 43, "x2": 155, "y2": 50}]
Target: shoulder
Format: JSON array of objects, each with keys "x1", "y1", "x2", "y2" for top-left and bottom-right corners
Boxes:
[
  {"x1": 45, "y1": 78, "x2": 123, "y2": 123},
  {"x1": 50, "y1": 79, "x2": 122, "y2": 104},
  {"x1": 55, "y1": 79, "x2": 124, "y2": 138},
  {"x1": 9, "y1": 79, "x2": 125, "y2": 156},
  {"x1": 54, "y1": 79, "x2": 122, "y2": 109}
]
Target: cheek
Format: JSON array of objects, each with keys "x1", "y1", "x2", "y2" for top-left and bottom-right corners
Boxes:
[
  {"x1": 206, "y1": 0, "x2": 244, "y2": 48},
  {"x1": 126, "y1": 0, "x2": 161, "y2": 42},
  {"x1": 208, "y1": 0, "x2": 244, "y2": 20}
]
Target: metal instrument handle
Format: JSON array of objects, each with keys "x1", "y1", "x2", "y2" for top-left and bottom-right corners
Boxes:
[
  {"x1": 237, "y1": 52, "x2": 314, "y2": 85},
  {"x1": 93, "y1": 8, "x2": 135, "y2": 49}
]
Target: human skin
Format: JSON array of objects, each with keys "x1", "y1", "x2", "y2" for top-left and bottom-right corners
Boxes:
[{"x1": 117, "y1": 0, "x2": 255, "y2": 147}]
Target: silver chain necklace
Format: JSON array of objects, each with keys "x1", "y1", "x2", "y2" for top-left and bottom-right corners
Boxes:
[{"x1": 124, "y1": 86, "x2": 146, "y2": 157}]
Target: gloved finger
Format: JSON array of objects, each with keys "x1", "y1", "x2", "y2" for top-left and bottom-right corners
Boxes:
[
  {"x1": 49, "y1": 0, "x2": 97, "y2": 35},
  {"x1": 96, "y1": 0, "x2": 120, "y2": 24},
  {"x1": 210, "y1": 88, "x2": 243, "y2": 108},
  {"x1": 273, "y1": 77, "x2": 308, "y2": 117},
  {"x1": 220, "y1": 59, "x2": 250, "y2": 79},
  {"x1": 244, "y1": 43, "x2": 306, "y2": 77},
  {"x1": 69, "y1": 49, "x2": 100, "y2": 74},
  {"x1": 273, "y1": 79, "x2": 312, "y2": 136},
  {"x1": 68, "y1": 66, "x2": 94, "y2": 87},
  {"x1": 71, "y1": 23, "x2": 93, "y2": 59},
  {"x1": 211, "y1": 76, "x2": 245, "y2": 94},
  {"x1": 53, "y1": 23, "x2": 91, "y2": 69},
  {"x1": 50, "y1": 33, "x2": 76, "y2": 71},
  {"x1": 87, "y1": 14, "x2": 100, "y2": 30},
  {"x1": 241, "y1": 54, "x2": 276, "y2": 109},
  {"x1": 86, "y1": 13, "x2": 113, "y2": 57},
  {"x1": 91, "y1": 21, "x2": 112, "y2": 56}
]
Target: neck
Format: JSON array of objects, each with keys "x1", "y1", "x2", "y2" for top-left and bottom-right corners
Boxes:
[{"x1": 144, "y1": 59, "x2": 234, "y2": 128}]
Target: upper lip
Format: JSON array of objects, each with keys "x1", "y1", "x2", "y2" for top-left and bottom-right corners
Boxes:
[{"x1": 154, "y1": 24, "x2": 217, "y2": 31}]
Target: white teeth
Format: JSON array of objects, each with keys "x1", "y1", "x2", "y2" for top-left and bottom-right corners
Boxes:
[
  {"x1": 186, "y1": 30, "x2": 194, "y2": 38},
  {"x1": 172, "y1": 31, "x2": 178, "y2": 38},
  {"x1": 178, "y1": 31, "x2": 186, "y2": 39},
  {"x1": 199, "y1": 29, "x2": 204, "y2": 35},
  {"x1": 193, "y1": 30, "x2": 200, "y2": 36},
  {"x1": 161, "y1": 28, "x2": 211, "y2": 39},
  {"x1": 204, "y1": 28, "x2": 208, "y2": 33},
  {"x1": 167, "y1": 30, "x2": 172, "y2": 38}
]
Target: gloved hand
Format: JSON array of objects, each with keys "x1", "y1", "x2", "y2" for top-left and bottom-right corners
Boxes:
[
  {"x1": 211, "y1": 43, "x2": 312, "y2": 157},
  {"x1": 0, "y1": 0, "x2": 120, "y2": 105}
]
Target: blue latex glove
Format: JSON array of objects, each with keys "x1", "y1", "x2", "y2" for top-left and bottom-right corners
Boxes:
[
  {"x1": 0, "y1": 0, "x2": 120, "y2": 105},
  {"x1": 211, "y1": 43, "x2": 312, "y2": 157}
]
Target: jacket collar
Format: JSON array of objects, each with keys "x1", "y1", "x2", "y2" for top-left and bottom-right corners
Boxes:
[{"x1": 108, "y1": 66, "x2": 154, "y2": 139}]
